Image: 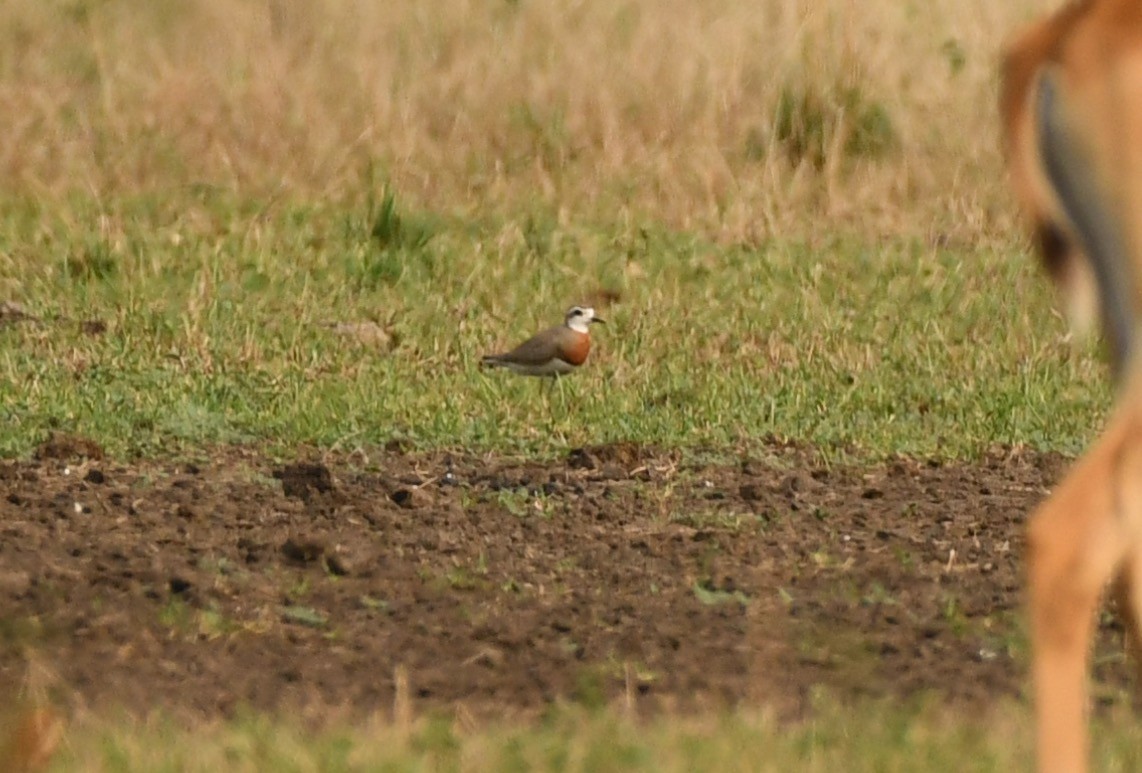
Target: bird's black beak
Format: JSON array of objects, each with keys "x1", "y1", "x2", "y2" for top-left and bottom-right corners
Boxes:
[{"x1": 592, "y1": 317, "x2": 606, "y2": 324}]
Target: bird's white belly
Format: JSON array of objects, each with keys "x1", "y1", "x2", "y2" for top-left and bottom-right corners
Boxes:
[{"x1": 504, "y1": 358, "x2": 575, "y2": 376}]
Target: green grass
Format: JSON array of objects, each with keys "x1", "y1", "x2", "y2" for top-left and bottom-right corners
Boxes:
[
  {"x1": 39, "y1": 699, "x2": 1142, "y2": 772},
  {"x1": 0, "y1": 192, "x2": 1110, "y2": 461}
]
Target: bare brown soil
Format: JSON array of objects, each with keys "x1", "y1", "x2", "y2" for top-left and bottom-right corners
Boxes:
[{"x1": 0, "y1": 436, "x2": 1134, "y2": 726}]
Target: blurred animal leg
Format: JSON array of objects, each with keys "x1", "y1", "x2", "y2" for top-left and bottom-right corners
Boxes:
[{"x1": 1029, "y1": 413, "x2": 1134, "y2": 773}]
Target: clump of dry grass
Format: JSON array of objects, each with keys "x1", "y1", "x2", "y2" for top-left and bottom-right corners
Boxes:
[{"x1": 0, "y1": 0, "x2": 1039, "y2": 243}]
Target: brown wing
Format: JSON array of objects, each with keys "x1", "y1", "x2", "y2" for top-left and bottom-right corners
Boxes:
[{"x1": 485, "y1": 325, "x2": 565, "y2": 365}]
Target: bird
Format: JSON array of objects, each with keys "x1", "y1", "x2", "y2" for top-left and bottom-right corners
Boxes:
[{"x1": 480, "y1": 306, "x2": 605, "y2": 378}]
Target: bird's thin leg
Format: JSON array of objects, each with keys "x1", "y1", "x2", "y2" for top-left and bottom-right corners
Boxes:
[
  {"x1": 538, "y1": 376, "x2": 557, "y2": 434},
  {"x1": 550, "y1": 375, "x2": 570, "y2": 439},
  {"x1": 539, "y1": 378, "x2": 554, "y2": 427}
]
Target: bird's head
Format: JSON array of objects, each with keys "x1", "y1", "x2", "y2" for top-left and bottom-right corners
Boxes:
[{"x1": 564, "y1": 306, "x2": 605, "y2": 333}]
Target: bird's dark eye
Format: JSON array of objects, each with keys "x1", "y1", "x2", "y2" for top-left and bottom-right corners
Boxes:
[{"x1": 571, "y1": 309, "x2": 583, "y2": 316}]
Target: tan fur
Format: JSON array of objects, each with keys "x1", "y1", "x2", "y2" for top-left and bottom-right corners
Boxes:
[
  {"x1": 1001, "y1": 1, "x2": 1101, "y2": 334},
  {"x1": 0, "y1": 709, "x2": 62, "y2": 773},
  {"x1": 1001, "y1": 1, "x2": 1142, "y2": 770}
]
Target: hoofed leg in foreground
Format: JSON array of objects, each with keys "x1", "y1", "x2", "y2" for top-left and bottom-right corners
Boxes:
[{"x1": 1001, "y1": 1, "x2": 1142, "y2": 771}]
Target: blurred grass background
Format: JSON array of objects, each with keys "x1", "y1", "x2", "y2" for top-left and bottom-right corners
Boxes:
[{"x1": 1, "y1": 0, "x2": 1019, "y2": 240}]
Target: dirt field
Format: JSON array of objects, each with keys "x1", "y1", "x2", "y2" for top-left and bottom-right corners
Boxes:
[{"x1": 0, "y1": 436, "x2": 1132, "y2": 727}]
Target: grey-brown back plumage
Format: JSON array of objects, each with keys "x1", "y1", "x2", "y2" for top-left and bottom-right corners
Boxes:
[{"x1": 483, "y1": 325, "x2": 569, "y2": 366}]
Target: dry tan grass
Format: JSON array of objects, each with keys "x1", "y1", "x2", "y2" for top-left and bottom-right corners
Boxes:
[{"x1": 0, "y1": 0, "x2": 1051, "y2": 242}]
